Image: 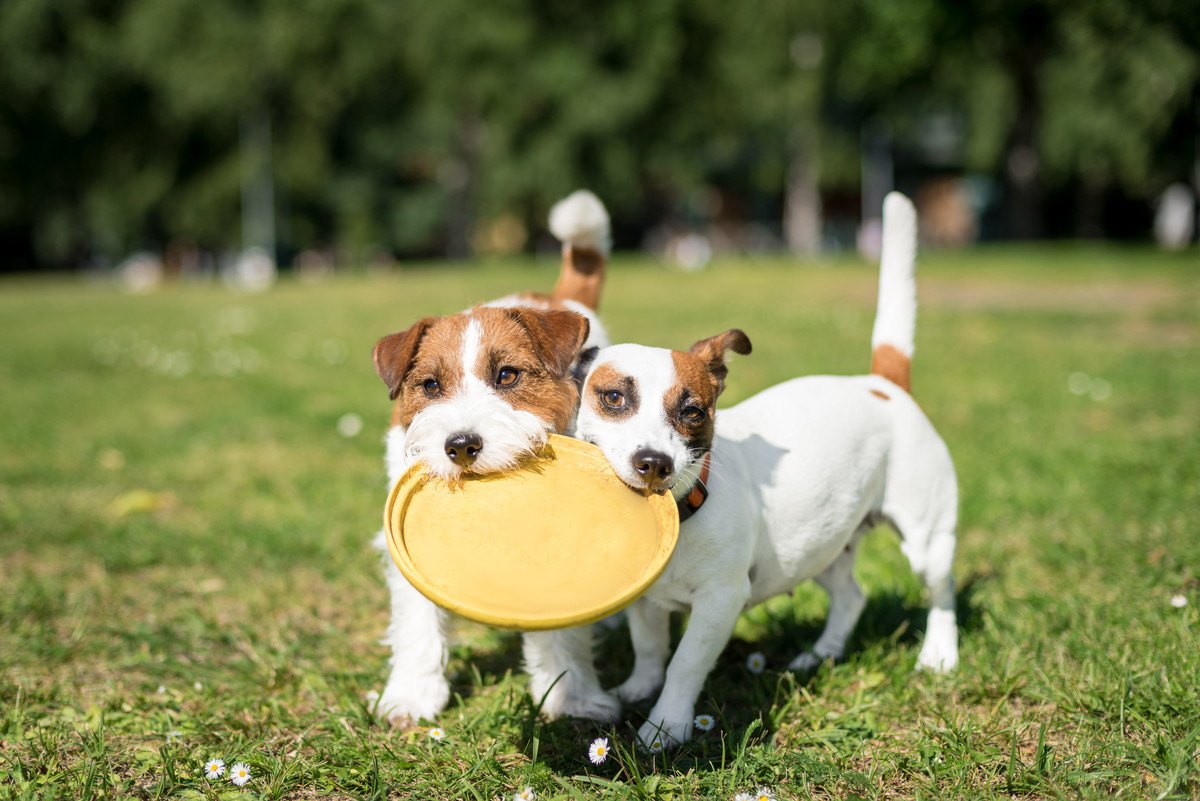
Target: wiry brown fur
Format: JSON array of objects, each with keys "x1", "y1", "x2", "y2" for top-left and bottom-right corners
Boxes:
[
  {"x1": 551, "y1": 245, "x2": 606, "y2": 311},
  {"x1": 373, "y1": 307, "x2": 588, "y2": 434},
  {"x1": 667, "y1": 351, "x2": 718, "y2": 451},
  {"x1": 586, "y1": 363, "x2": 641, "y2": 419},
  {"x1": 688, "y1": 329, "x2": 753, "y2": 398},
  {"x1": 870, "y1": 343, "x2": 911, "y2": 394}
]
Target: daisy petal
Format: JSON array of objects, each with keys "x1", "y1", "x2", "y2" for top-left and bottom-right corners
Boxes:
[
  {"x1": 587, "y1": 737, "x2": 610, "y2": 765},
  {"x1": 229, "y1": 762, "x2": 251, "y2": 786}
]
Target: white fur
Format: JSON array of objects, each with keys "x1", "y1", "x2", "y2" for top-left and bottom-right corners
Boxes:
[
  {"x1": 872, "y1": 191, "x2": 917, "y2": 356},
  {"x1": 549, "y1": 190, "x2": 611, "y2": 254},
  {"x1": 575, "y1": 195, "x2": 958, "y2": 749},
  {"x1": 374, "y1": 305, "x2": 618, "y2": 725},
  {"x1": 577, "y1": 345, "x2": 696, "y2": 488}
]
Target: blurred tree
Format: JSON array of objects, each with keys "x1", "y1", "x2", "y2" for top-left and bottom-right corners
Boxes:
[
  {"x1": 118, "y1": 0, "x2": 417, "y2": 259},
  {"x1": 0, "y1": 0, "x2": 164, "y2": 266},
  {"x1": 397, "y1": 0, "x2": 736, "y2": 256},
  {"x1": 709, "y1": 0, "x2": 829, "y2": 253},
  {"x1": 0, "y1": 0, "x2": 1197, "y2": 269}
]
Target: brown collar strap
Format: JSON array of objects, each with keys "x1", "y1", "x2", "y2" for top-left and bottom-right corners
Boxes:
[{"x1": 676, "y1": 452, "x2": 712, "y2": 523}]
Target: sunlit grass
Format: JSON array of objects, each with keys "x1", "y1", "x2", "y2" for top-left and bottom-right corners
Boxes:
[{"x1": 1, "y1": 246, "x2": 1198, "y2": 799}]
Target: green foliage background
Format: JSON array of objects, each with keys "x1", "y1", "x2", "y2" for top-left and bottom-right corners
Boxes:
[{"x1": 1, "y1": 0, "x2": 1198, "y2": 267}]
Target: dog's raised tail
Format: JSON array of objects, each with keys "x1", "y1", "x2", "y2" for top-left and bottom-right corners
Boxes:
[
  {"x1": 870, "y1": 192, "x2": 918, "y2": 393},
  {"x1": 549, "y1": 190, "x2": 610, "y2": 311}
]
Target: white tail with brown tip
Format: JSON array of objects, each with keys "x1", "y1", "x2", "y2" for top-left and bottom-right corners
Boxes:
[{"x1": 549, "y1": 190, "x2": 610, "y2": 311}]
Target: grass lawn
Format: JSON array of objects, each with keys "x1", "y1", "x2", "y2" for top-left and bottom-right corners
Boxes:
[{"x1": 1, "y1": 246, "x2": 1198, "y2": 800}]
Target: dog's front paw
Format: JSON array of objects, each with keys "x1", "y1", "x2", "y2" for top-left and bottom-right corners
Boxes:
[
  {"x1": 788, "y1": 650, "x2": 836, "y2": 673},
  {"x1": 613, "y1": 670, "x2": 664, "y2": 704},
  {"x1": 637, "y1": 713, "x2": 692, "y2": 752},
  {"x1": 916, "y1": 632, "x2": 958, "y2": 673},
  {"x1": 538, "y1": 683, "x2": 622, "y2": 722},
  {"x1": 372, "y1": 674, "x2": 451, "y2": 725}
]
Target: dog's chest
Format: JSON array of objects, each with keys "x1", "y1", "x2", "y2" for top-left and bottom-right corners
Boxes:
[{"x1": 643, "y1": 506, "x2": 756, "y2": 611}]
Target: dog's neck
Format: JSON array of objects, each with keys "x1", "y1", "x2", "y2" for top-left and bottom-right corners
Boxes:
[{"x1": 674, "y1": 451, "x2": 712, "y2": 522}]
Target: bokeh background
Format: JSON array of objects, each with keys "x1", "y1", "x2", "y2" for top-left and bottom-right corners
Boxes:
[{"x1": 2, "y1": 0, "x2": 1200, "y2": 276}]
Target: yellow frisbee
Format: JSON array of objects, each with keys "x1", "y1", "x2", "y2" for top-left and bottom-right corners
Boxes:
[{"x1": 383, "y1": 434, "x2": 679, "y2": 631}]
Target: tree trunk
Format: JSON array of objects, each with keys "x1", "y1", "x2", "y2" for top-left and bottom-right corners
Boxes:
[
  {"x1": 1075, "y1": 173, "x2": 1106, "y2": 239},
  {"x1": 445, "y1": 114, "x2": 482, "y2": 260},
  {"x1": 784, "y1": 129, "x2": 822, "y2": 255},
  {"x1": 239, "y1": 108, "x2": 276, "y2": 261},
  {"x1": 1002, "y1": 41, "x2": 1046, "y2": 240}
]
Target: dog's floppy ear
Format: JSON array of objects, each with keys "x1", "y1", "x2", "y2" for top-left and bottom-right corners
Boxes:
[
  {"x1": 373, "y1": 317, "x2": 436, "y2": 400},
  {"x1": 506, "y1": 308, "x2": 590, "y2": 380},
  {"x1": 689, "y1": 329, "x2": 752, "y2": 397}
]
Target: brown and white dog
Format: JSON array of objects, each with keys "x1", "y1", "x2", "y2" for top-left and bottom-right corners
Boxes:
[
  {"x1": 369, "y1": 191, "x2": 622, "y2": 724},
  {"x1": 574, "y1": 194, "x2": 959, "y2": 749}
]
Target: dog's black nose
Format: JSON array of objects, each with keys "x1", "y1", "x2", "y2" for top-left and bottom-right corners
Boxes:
[
  {"x1": 632, "y1": 449, "x2": 673, "y2": 488},
  {"x1": 445, "y1": 432, "x2": 483, "y2": 467}
]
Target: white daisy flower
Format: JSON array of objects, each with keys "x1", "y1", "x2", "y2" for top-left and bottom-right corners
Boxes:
[
  {"x1": 203, "y1": 758, "x2": 225, "y2": 779},
  {"x1": 755, "y1": 788, "x2": 775, "y2": 801},
  {"x1": 514, "y1": 787, "x2": 536, "y2": 801},
  {"x1": 588, "y1": 737, "x2": 610, "y2": 765},
  {"x1": 229, "y1": 762, "x2": 251, "y2": 786},
  {"x1": 746, "y1": 652, "x2": 766, "y2": 674},
  {"x1": 428, "y1": 727, "x2": 446, "y2": 742},
  {"x1": 1171, "y1": 595, "x2": 1188, "y2": 608},
  {"x1": 734, "y1": 793, "x2": 752, "y2": 801},
  {"x1": 694, "y1": 714, "x2": 716, "y2": 732},
  {"x1": 647, "y1": 737, "x2": 663, "y2": 754},
  {"x1": 193, "y1": 681, "x2": 203, "y2": 691}
]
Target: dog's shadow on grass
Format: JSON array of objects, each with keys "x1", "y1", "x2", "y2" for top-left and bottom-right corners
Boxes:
[
  {"x1": 515, "y1": 570, "x2": 989, "y2": 777},
  {"x1": 444, "y1": 571, "x2": 988, "y2": 776},
  {"x1": 755, "y1": 568, "x2": 989, "y2": 664}
]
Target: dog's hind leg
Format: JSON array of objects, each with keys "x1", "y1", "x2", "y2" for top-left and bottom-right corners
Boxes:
[
  {"x1": 882, "y1": 446, "x2": 959, "y2": 673},
  {"x1": 788, "y1": 543, "x2": 866, "y2": 672},
  {"x1": 911, "y1": 521, "x2": 958, "y2": 672}
]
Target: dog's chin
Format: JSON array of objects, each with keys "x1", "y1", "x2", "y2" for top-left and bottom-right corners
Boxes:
[
  {"x1": 411, "y1": 444, "x2": 544, "y2": 483},
  {"x1": 614, "y1": 472, "x2": 677, "y2": 498}
]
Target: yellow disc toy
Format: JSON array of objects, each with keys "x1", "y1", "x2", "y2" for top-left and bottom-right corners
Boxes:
[{"x1": 384, "y1": 434, "x2": 680, "y2": 631}]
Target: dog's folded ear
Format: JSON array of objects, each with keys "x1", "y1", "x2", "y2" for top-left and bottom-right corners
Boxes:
[
  {"x1": 689, "y1": 329, "x2": 752, "y2": 397},
  {"x1": 373, "y1": 317, "x2": 436, "y2": 400},
  {"x1": 506, "y1": 308, "x2": 590, "y2": 380}
]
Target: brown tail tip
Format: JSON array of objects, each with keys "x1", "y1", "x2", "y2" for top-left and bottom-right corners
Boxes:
[
  {"x1": 871, "y1": 343, "x2": 911, "y2": 394},
  {"x1": 550, "y1": 244, "x2": 606, "y2": 311}
]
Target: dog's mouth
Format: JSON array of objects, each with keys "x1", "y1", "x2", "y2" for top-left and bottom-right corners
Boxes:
[{"x1": 617, "y1": 474, "x2": 677, "y2": 497}]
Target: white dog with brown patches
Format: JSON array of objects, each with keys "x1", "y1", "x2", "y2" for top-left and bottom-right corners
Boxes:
[
  {"x1": 575, "y1": 193, "x2": 959, "y2": 749},
  {"x1": 369, "y1": 191, "x2": 621, "y2": 724}
]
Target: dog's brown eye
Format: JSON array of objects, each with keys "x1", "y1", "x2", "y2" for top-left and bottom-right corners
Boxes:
[
  {"x1": 422, "y1": 378, "x2": 441, "y2": 397},
  {"x1": 496, "y1": 367, "x2": 520, "y2": 387},
  {"x1": 602, "y1": 390, "x2": 625, "y2": 409},
  {"x1": 681, "y1": 405, "x2": 706, "y2": 422}
]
